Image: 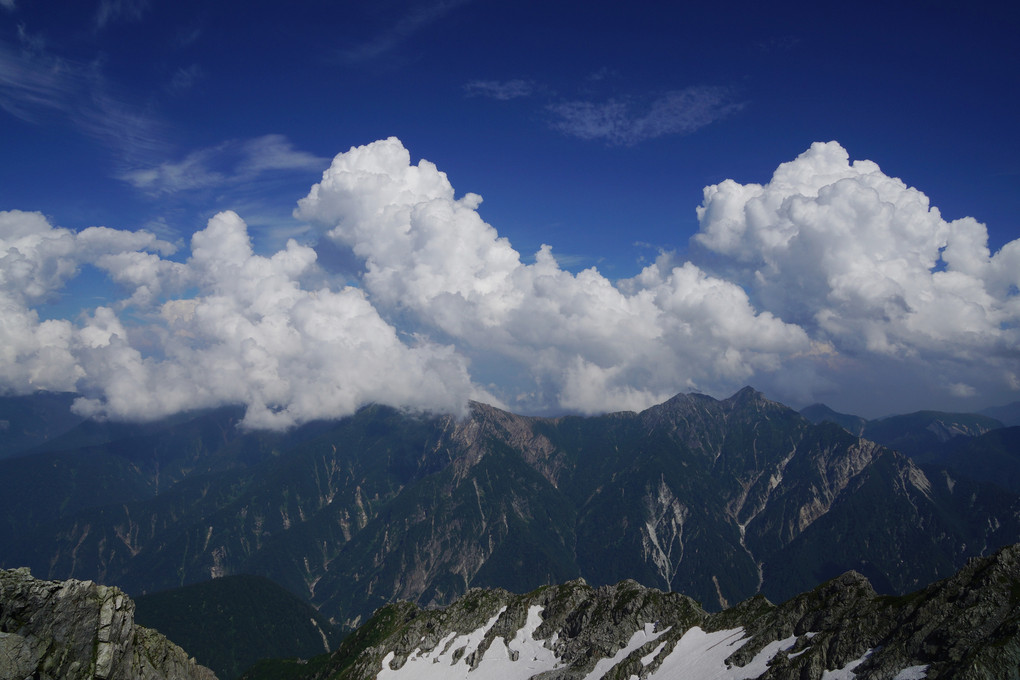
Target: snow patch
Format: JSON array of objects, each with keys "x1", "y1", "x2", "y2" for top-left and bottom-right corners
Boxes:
[
  {"x1": 821, "y1": 648, "x2": 873, "y2": 680},
  {"x1": 586, "y1": 622, "x2": 669, "y2": 680},
  {"x1": 646, "y1": 627, "x2": 797, "y2": 679},
  {"x1": 473, "y1": 605, "x2": 561, "y2": 679},
  {"x1": 641, "y1": 640, "x2": 668, "y2": 666},
  {"x1": 378, "y1": 607, "x2": 507, "y2": 680},
  {"x1": 894, "y1": 666, "x2": 929, "y2": 680}
]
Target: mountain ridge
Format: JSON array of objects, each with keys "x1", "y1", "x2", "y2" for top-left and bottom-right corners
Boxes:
[
  {"x1": 2, "y1": 387, "x2": 1019, "y2": 632},
  {"x1": 245, "y1": 542, "x2": 1020, "y2": 680}
]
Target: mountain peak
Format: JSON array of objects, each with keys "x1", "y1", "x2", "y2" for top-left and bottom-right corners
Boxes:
[
  {"x1": 800, "y1": 403, "x2": 868, "y2": 436},
  {"x1": 729, "y1": 385, "x2": 766, "y2": 403}
]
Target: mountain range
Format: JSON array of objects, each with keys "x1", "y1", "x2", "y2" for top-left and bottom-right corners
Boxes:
[{"x1": 3, "y1": 386, "x2": 1020, "y2": 641}]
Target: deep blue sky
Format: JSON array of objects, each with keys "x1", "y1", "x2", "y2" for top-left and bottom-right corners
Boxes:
[
  {"x1": 4, "y1": 1, "x2": 1016, "y2": 264},
  {"x1": 1, "y1": 0, "x2": 1018, "y2": 425}
]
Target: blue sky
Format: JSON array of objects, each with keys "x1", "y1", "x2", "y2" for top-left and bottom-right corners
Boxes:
[{"x1": 1, "y1": 0, "x2": 1018, "y2": 427}]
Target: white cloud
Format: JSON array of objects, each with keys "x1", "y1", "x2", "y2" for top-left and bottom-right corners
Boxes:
[
  {"x1": 238, "y1": 134, "x2": 328, "y2": 174},
  {"x1": 692, "y1": 141, "x2": 1020, "y2": 409},
  {"x1": 0, "y1": 208, "x2": 478, "y2": 428},
  {"x1": 297, "y1": 137, "x2": 812, "y2": 414},
  {"x1": 548, "y1": 87, "x2": 743, "y2": 146},
  {"x1": 0, "y1": 209, "x2": 171, "y2": 395},
  {"x1": 3, "y1": 139, "x2": 1017, "y2": 426},
  {"x1": 117, "y1": 212, "x2": 479, "y2": 427}
]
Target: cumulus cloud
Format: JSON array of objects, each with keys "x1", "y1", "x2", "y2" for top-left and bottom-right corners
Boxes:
[
  {"x1": 0, "y1": 209, "x2": 172, "y2": 395},
  {"x1": 296, "y1": 137, "x2": 812, "y2": 413},
  {"x1": 0, "y1": 209, "x2": 478, "y2": 428},
  {"x1": 692, "y1": 141, "x2": 1020, "y2": 410},
  {"x1": 2, "y1": 139, "x2": 1018, "y2": 427},
  {"x1": 547, "y1": 87, "x2": 743, "y2": 146}
]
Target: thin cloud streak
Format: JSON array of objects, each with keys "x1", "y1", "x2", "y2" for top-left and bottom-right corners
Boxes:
[
  {"x1": 341, "y1": 0, "x2": 473, "y2": 64},
  {"x1": 95, "y1": 0, "x2": 151, "y2": 30},
  {"x1": 463, "y1": 79, "x2": 536, "y2": 100},
  {"x1": 121, "y1": 134, "x2": 329, "y2": 195},
  {"x1": 0, "y1": 35, "x2": 170, "y2": 164},
  {"x1": 0, "y1": 41, "x2": 76, "y2": 122},
  {"x1": 548, "y1": 87, "x2": 744, "y2": 146}
]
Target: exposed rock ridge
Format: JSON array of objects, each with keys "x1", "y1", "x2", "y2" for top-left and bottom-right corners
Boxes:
[
  {"x1": 0, "y1": 567, "x2": 216, "y2": 680},
  {"x1": 266, "y1": 543, "x2": 1020, "y2": 680},
  {"x1": 458, "y1": 402, "x2": 562, "y2": 484}
]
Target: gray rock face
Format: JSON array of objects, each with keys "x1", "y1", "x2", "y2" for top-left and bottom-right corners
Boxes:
[{"x1": 0, "y1": 567, "x2": 217, "y2": 680}]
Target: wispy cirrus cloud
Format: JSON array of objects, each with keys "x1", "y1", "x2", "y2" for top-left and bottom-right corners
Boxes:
[
  {"x1": 95, "y1": 0, "x2": 151, "y2": 29},
  {"x1": 547, "y1": 86, "x2": 744, "y2": 146},
  {"x1": 121, "y1": 134, "x2": 328, "y2": 195},
  {"x1": 167, "y1": 64, "x2": 203, "y2": 94},
  {"x1": 0, "y1": 33, "x2": 170, "y2": 163},
  {"x1": 463, "y1": 79, "x2": 536, "y2": 100},
  {"x1": 342, "y1": 0, "x2": 473, "y2": 64}
]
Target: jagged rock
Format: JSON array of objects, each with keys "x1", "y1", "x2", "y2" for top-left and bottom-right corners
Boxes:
[
  {"x1": 0, "y1": 567, "x2": 217, "y2": 680},
  {"x1": 273, "y1": 543, "x2": 1020, "y2": 680}
]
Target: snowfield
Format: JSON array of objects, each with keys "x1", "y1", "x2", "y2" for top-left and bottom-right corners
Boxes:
[{"x1": 376, "y1": 606, "x2": 928, "y2": 680}]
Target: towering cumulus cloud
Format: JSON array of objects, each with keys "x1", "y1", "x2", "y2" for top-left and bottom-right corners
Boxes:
[
  {"x1": 0, "y1": 139, "x2": 1017, "y2": 427},
  {"x1": 296, "y1": 137, "x2": 812, "y2": 414},
  {"x1": 693, "y1": 142, "x2": 1020, "y2": 408}
]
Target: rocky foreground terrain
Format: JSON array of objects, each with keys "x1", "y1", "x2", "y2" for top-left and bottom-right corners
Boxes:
[
  {"x1": 251, "y1": 543, "x2": 1020, "y2": 680},
  {"x1": 0, "y1": 567, "x2": 216, "y2": 680}
]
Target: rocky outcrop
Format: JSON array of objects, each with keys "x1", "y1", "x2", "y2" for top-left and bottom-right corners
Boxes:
[
  {"x1": 272, "y1": 543, "x2": 1020, "y2": 680},
  {"x1": 0, "y1": 568, "x2": 216, "y2": 680}
]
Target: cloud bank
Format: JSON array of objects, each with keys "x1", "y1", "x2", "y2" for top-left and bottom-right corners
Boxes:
[
  {"x1": 0, "y1": 206, "x2": 476, "y2": 429},
  {"x1": 1, "y1": 139, "x2": 1017, "y2": 427}
]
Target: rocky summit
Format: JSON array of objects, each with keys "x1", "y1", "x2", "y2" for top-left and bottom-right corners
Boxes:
[
  {"x1": 260, "y1": 543, "x2": 1020, "y2": 680},
  {"x1": 0, "y1": 567, "x2": 216, "y2": 680}
]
